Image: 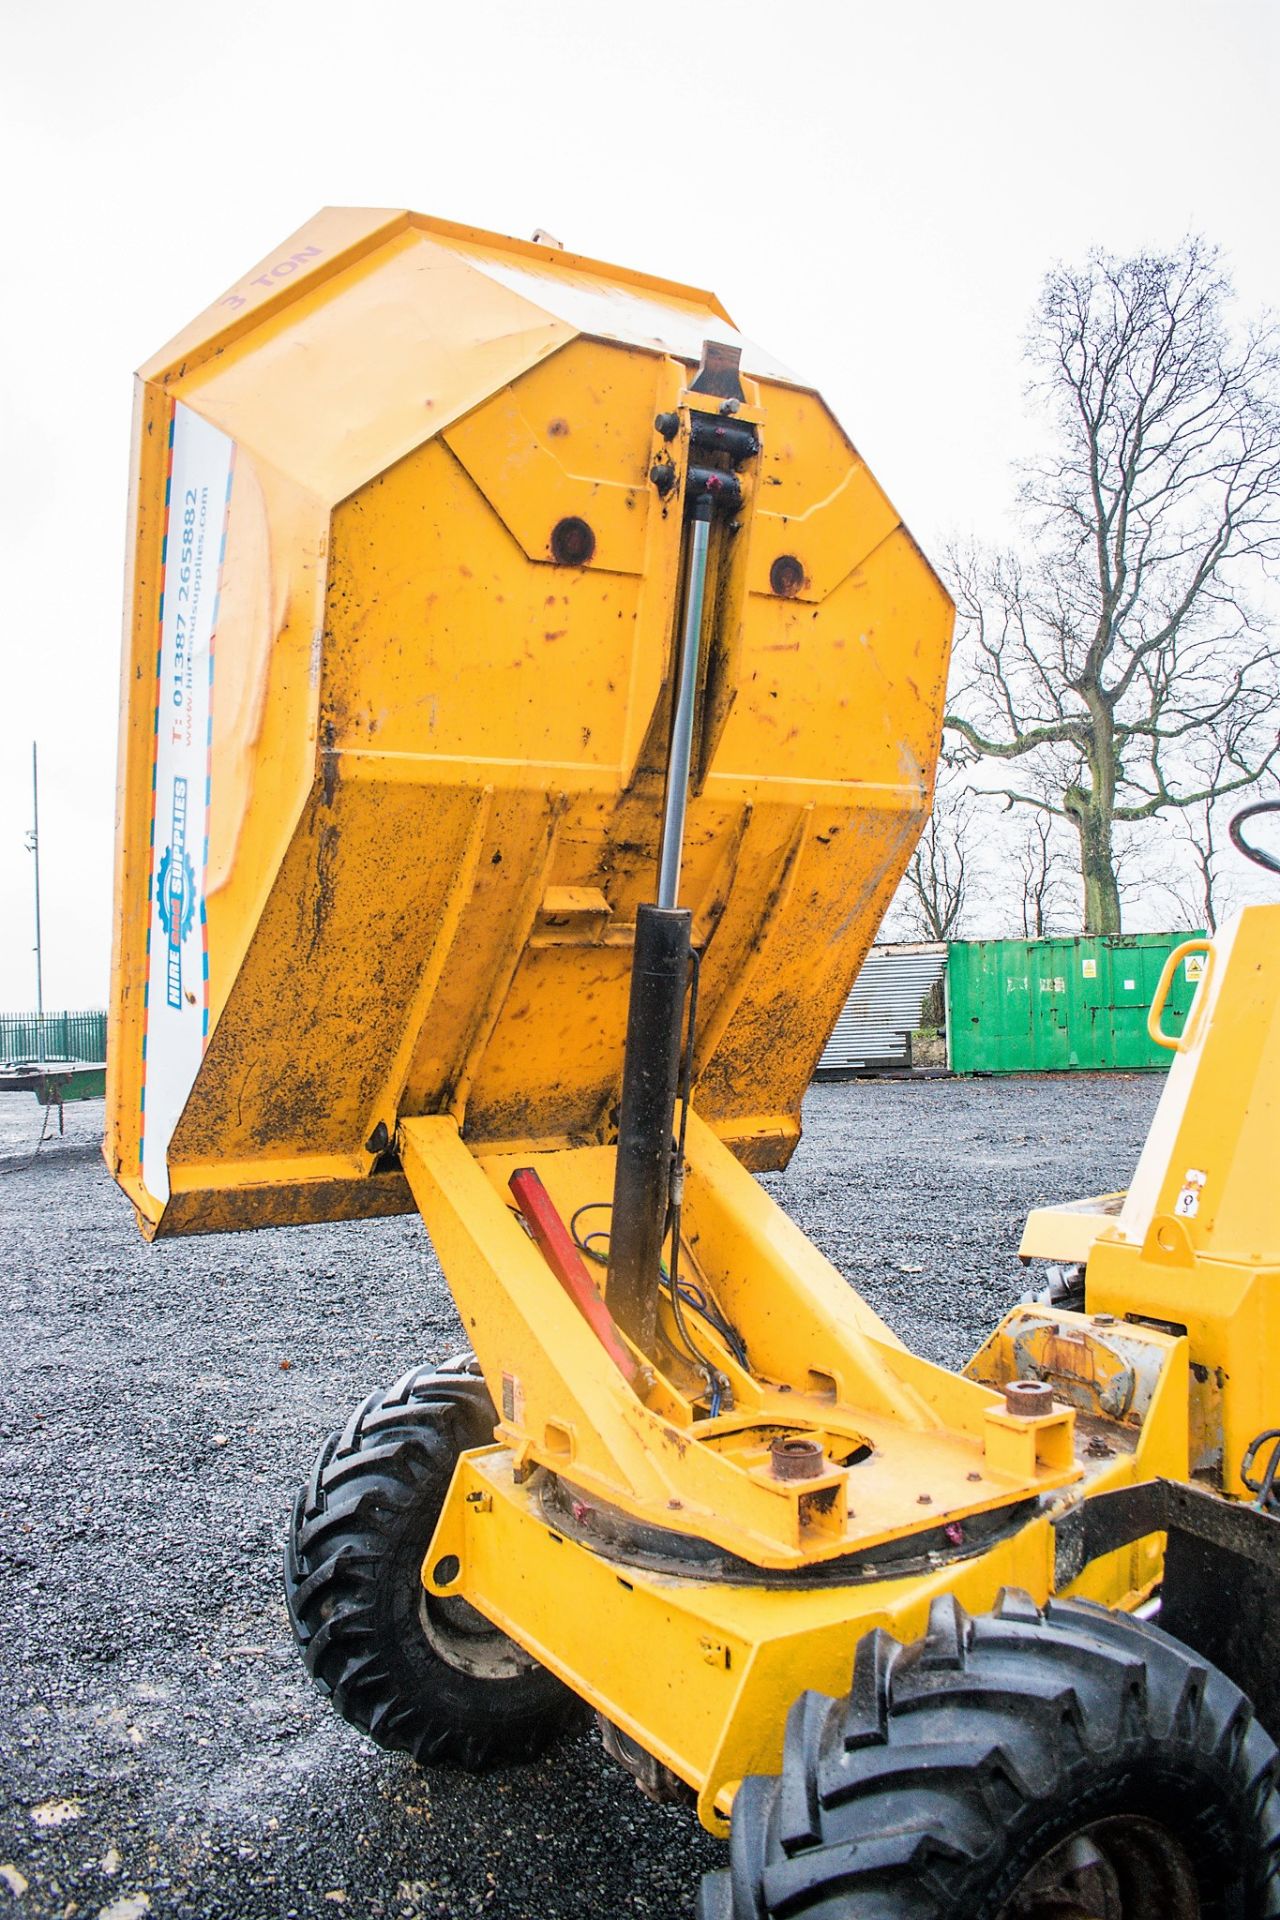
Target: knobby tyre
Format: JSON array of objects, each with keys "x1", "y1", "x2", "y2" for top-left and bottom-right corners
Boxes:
[
  {"x1": 285, "y1": 1358, "x2": 587, "y2": 1769},
  {"x1": 698, "y1": 1587, "x2": 1280, "y2": 1919}
]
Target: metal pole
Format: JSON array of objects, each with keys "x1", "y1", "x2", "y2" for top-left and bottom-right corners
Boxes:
[
  {"x1": 656, "y1": 501, "x2": 712, "y2": 909},
  {"x1": 30, "y1": 743, "x2": 44, "y2": 1062}
]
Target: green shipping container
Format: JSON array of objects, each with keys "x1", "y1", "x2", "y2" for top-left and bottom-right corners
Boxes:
[{"x1": 946, "y1": 934, "x2": 1204, "y2": 1074}]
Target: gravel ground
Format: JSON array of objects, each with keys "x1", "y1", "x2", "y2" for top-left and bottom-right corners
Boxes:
[{"x1": 0, "y1": 1073, "x2": 1163, "y2": 1920}]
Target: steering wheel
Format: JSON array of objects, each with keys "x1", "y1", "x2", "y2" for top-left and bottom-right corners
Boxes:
[{"x1": 1229, "y1": 798, "x2": 1280, "y2": 875}]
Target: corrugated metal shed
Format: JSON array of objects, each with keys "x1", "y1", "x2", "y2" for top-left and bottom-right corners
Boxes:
[{"x1": 816, "y1": 944, "x2": 948, "y2": 1075}]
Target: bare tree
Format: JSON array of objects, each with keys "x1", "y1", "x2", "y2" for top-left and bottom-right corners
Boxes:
[
  {"x1": 1168, "y1": 800, "x2": 1224, "y2": 933},
  {"x1": 1167, "y1": 725, "x2": 1280, "y2": 931},
  {"x1": 945, "y1": 240, "x2": 1280, "y2": 933},
  {"x1": 898, "y1": 784, "x2": 977, "y2": 942},
  {"x1": 1012, "y1": 812, "x2": 1073, "y2": 938}
]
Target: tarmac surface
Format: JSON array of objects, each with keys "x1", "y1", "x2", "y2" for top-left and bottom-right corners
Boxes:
[{"x1": 0, "y1": 1073, "x2": 1163, "y2": 1919}]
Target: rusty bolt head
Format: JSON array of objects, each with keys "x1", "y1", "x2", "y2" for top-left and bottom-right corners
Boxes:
[
  {"x1": 770, "y1": 553, "x2": 805, "y2": 598},
  {"x1": 1004, "y1": 1379, "x2": 1054, "y2": 1419},
  {"x1": 917, "y1": 1493, "x2": 933, "y2": 1505},
  {"x1": 770, "y1": 1435, "x2": 824, "y2": 1482},
  {"x1": 1092, "y1": 1313, "x2": 1117, "y2": 1327},
  {"x1": 550, "y1": 516, "x2": 596, "y2": 566}
]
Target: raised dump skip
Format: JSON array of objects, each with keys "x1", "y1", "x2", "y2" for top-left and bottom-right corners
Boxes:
[{"x1": 105, "y1": 208, "x2": 953, "y2": 1237}]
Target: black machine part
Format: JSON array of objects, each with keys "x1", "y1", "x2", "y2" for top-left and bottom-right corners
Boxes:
[
  {"x1": 1229, "y1": 798, "x2": 1280, "y2": 876},
  {"x1": 698, "y1": 1587, "x2": 1280, "y2": 1919},
  {"x1": 538, "y1": 1468, "x2": 1037, "y2": 1588},
  {"x1": 606, "y1": 903, "x2": 692, "y2": 1351},
  {"x1": 598, "y1": 1713, "x2": 694, "y2": 1806},
  {"x1": 285, "y1": 1358, "x2": 586, "y2": 1768},
  {"x1": 1054, "y1": 1474, "x2": 1280, "y2": 1745}
]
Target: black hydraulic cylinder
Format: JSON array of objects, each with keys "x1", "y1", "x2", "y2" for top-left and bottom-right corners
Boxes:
[{"x1": 607, "y1": 903, "x2": 692, "y2": 1353}]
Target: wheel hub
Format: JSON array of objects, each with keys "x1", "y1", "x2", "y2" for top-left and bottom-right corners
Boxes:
[
  {"x1": 1000, "y1": 1815, "x2": 1200, "y2": 1919},
  {"x1": 416, "y1": 1586, "x2": 538, "y2": 1682}
]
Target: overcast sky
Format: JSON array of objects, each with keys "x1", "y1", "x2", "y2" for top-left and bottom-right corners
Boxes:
[{"x1": 1, "y1": 0, "x2": 1276, "y2": 1008}]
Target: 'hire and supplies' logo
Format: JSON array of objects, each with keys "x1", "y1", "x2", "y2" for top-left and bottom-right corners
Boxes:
[{"x1": 157, "y1": 776, "x2": 196, "y2": 1010}]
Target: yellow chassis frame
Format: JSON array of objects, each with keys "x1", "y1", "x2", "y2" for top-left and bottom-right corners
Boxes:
[
  {"x1": 410, "y1": 905, "x2": 1279, "y2": 1829},
  {"x1": 397, "y1": 1086, "x2": 1205, "y2": 1830}
]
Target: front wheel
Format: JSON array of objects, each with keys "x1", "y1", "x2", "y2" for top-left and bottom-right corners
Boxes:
[
  {"x1": 285, "y1": 1360, "x2": 587, "y2": 1769},
  {"x1": 699, "y1": 1588, "x2": 1280, "y2": 1919}
]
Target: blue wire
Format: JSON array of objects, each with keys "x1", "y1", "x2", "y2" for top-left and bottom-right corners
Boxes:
[{"x1": 570, "y1": 1207, "x2": 748, "y2": 1373}]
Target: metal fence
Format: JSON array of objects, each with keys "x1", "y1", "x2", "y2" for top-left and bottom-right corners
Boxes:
[{"x1": 0, "y1": 1010, "x2": 107, "y2": 1065}]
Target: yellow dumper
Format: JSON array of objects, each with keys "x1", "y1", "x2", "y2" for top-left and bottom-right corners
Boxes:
[{"x1": 108, "y1": 210, "x2": 1280, "y2": 1917}]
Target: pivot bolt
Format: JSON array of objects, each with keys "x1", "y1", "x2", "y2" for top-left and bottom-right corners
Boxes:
[
  {"x1": 770, "y1": 1435, "x2": 824, "y2": 1481},
  {"x1": 1005, "y1": 1380, "x2": 1054, "y2": 1418}
]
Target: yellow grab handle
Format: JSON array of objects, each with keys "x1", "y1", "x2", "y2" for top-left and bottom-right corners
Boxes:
[{"x1": 1147, "y1": 938, "x2": 1214, "y2": 1054}]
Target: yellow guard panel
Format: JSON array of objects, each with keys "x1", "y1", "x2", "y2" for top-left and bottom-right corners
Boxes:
[{"x1": 106, "y1": 209, "x2": 953, "y2": 1236}]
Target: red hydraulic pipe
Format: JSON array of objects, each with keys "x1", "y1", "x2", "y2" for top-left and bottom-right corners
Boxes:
[{"x1": 508, "y1": 1167, "x2": 645, "y2": 1389}]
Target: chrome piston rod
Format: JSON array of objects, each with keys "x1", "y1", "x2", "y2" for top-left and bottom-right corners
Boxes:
[{"x1": 656, "y1": 496, "x2": 712, "y2": 910}]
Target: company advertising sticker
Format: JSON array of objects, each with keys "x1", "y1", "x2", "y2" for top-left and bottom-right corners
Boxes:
[{"x1": 141, "y1": 403, "x2": 235, "y2": 1204}]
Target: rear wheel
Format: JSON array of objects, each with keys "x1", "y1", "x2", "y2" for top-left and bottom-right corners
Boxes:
[
  {"x1": 285, "y1": 1358, "x2": 587, "y2": 1768},
  {"x1": 698, "y1": 1588, "x2": 1280, "y2": 1919}
]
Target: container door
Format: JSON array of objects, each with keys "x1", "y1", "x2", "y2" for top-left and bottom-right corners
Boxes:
[
  {"x1": 1072, "y1": 937, "x2": 1108, "y2": 1069},
  {"x1": 1030, "y1": 941, "x2": 1072, "y2": 1070}
]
